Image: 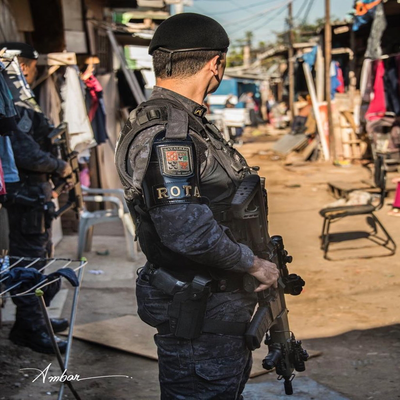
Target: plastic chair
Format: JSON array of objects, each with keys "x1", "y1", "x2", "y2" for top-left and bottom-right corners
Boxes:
[
  {"x1": 319, "y1": 155, "x2": 396, "y2": 260},
  {"x1": 77, "y1": 187, "x2": 139, "y2": 260}
]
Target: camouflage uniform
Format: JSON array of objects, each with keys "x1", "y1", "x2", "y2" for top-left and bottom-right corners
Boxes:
[{"x1": 116, "y1": 87, "x2": 258, "y2": 399}]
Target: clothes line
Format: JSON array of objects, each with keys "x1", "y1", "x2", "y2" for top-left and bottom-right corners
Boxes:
[{"x1": 0, "y1": 256, "x2": 86, "y2": 297}]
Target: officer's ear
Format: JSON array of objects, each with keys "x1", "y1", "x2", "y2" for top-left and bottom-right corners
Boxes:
[
  {"x1": 19, "y1": 61, "x2": 27, "y2": 73},
  {"x1": 209, "y1": 54, "x2": 222, "y2": 76}
]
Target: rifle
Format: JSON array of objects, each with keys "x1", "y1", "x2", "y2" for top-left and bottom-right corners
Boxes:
[
  {"x1": 48, "y1": 123, "x2": 83, "y2": 219},
  {"x1": 231, "y1": 173, "x2": 308, "y2": 395}
]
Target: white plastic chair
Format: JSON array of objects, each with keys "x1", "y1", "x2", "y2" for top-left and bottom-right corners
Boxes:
[{"x1": 77, "y1": 187, "x2": 139, "y2": 260}]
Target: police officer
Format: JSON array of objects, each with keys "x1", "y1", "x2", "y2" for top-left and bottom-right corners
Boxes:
[
  {"x1": 1, "y1": 42, "x2": 71, "y2": 354},
  {"x1": 115, "y1": 13, "x2": 279, "y2": 399}
]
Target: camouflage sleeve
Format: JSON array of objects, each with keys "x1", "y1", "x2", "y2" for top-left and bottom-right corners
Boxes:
[
  {"x1": 149, "y1": 203, "x2": 254, "y2": 272},
  {"x1": 10, "y1": 127, "x2": 59, "y2": 173}
]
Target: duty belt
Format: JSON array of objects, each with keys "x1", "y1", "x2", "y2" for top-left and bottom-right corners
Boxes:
[
  {"x1": 142, "y1": 263, "x2": 249, "y2": 339},
  {"x1": 143, "y1": 263, "x2": 244, "y2": 293}
]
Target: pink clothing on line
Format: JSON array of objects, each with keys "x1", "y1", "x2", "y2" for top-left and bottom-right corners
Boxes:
[
  {"x1": 84, "y1": 74, "x2": 103, "y2": 121},
  {"x1": 393, "y1": 182, "x2": 400, "y2": 208},
  {"x1": 336, "y1": 63, "x2": 345, "y2": 93},
  {"x1": 366, "y1": 60, "x2": 387, "y2": 121}
]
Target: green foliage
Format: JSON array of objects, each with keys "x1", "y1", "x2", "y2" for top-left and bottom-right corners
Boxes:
[
  {"x1": 296, "y1": 17, "x2": 326, "y2": 40},
  {"x1": 226, "y1": 48, "x2": 243, "y2": 67}
]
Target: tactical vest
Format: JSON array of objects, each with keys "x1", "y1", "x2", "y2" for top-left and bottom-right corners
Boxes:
[{"x1": 115, "y1": 97, "x2": 255, "y2": 276}]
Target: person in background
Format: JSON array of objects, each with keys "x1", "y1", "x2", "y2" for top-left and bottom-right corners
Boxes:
[
  {"x1": 225, "y1": 94, "x2": 236, "y2": 108},
  {"x1": 0, "y1": 42, "x2": 71, "y2": 354},
  {"x1": 265, "y1": 93, "x2": 276, "y2": 124},
  {"x1": 239, "y1": 91, "x2": 258, "y2": 127}
]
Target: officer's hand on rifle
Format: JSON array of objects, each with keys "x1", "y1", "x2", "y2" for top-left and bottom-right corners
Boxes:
[
  {"x1": 55, "y1": 160, "x2": 72, "y2": 178},
  {"x1": 248, "y1": 256, "x2": 279, "y2": 292}
]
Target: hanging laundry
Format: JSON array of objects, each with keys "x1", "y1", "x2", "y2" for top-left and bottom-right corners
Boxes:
[
  {"x1": 0, "y1": 62, "x2": 17, "y2": 115},
  {"x1": 83, "y1": 74, "x2": 108, "y2": 145},
  {"x1": 382, "y1": 57, "x2": 400, "y2": 116},
  {"x1": 2, "y1": 58, "x2": 42, "y2": 116},
  {"x1": 61, "y1": 66, "x2": 97, "y2": 153},
  {"x1": 37, "y1": 73, "x2": 62, "y2": 126},
  {"x1": 0, "y1": 61, "x2": 18, "y2": 135},
  {"x1": 0, "y1": 158, "x2": 6, "y2": 195},
  {"x1": 359, "y1": 59, "x2": 374, "y2": 125},
  {"x1": 360, "y1": 59, "x2": 374, "y2": 102},
  {"x1": 366, "y1": 60, "x2": 387, "y2": 121},
  {"x1": 0, "y1": 136, "x2": 19, "y2": 183},
  {"x1": 336, "y1": 63, "x2": 345, "y2": 93},
  {"x1": 303, "y1": 46, "x2": 318, "y2": 68},
  {"x1": 3, "y1": 266, "x2": 79, "y2": 306},
  {"x1": 330, "y1": 61, "x2": 345, "y2": 98},
  {"x1": 0, "y1": 61, "x2": 20, "y2": 185},
  {"x1": 365, "y1": 2, "x2": 387, "y2": 59},
  {"x1": 353, "y1": 0, "x2": 382, "y2": 31},
  {"x1": 3, "y1": 58, "x2": 35, "y2": 102}
]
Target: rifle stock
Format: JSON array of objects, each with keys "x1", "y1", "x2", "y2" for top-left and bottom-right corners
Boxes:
[{"x1": 232, "y1": 174, "x2": 308, "y2": 395}]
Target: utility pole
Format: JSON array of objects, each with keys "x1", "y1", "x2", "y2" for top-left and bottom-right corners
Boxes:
[
  {"x1": 165, "y1": 0, "x2": 193, "y2": 15},
  {"x1": 174, "y1": 1, "x2": 184, "y2": 14},
  {"x1": 288, "y1": 1, "x2": 294, "y2": 121},
  {"x1": 325, "y1": 0, "x2": 335, "y2": 160}
]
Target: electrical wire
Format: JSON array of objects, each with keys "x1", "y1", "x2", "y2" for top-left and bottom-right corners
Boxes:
[
  {"x1": 251, "y1": 5, "x2": 289, "y2": 35},
  {"x1": 228, "y1": 11, "x2": 273, "y2": 34},
  {"x1": 228, "y1": 0, "x2": 295, "y2": 40},
  {"x1": 294, "y1": 0, "x2": 310, "y2": 20},
  {"x1": 188, "y1": 2, "x2": 213, "y2": 15},
  {"x1": 223, "y1": 0, "x2": 293, "y2": 27},
  {"x1": 211, "y1": 0, "x2": 283, "y2": 16},
  {"x1": 301, "y1": 0, "x2": 315, "y2": 25},
  {"x1": 228, "y1": 3, "x2": 289, "y2": 42}
]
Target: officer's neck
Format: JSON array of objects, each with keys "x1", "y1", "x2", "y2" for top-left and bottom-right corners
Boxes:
[{"x1": 156, "y1": 77, "x2": 207, "y2": 105}]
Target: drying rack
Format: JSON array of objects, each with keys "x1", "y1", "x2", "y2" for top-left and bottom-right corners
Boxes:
[{"x1": 0, "y1": 255, "x2": 86, "y2": 400}]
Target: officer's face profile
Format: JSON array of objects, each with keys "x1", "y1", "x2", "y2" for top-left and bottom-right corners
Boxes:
[{"x1": 20, "y1": 59, "x2": 38, "y2": 86}]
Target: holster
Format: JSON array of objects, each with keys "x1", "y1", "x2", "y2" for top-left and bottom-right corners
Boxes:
[
  {"x1": 168, "y1": 275, "x2": 211, "y2": 339},
  {"x1": 145, "y1": 265, "x2": 211, "y2": 340}
]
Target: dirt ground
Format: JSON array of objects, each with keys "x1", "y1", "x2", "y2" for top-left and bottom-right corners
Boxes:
[{"x1": 1, "y1": 129, "x2": 400, "y2": 400}]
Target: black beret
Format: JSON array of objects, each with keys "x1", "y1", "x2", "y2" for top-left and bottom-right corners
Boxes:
[
  {"x1": 149, "y1": 13, "x2": 229, "y2": 55},
  {"x1": 0, "y1": 42, "x2": 39, "y2": 59}
]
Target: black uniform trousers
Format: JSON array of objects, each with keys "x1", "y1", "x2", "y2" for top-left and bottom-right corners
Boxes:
[
  {"x1": 136, "y1": 269, "x2": 258, "y2": 400},
  {"x1": 5, "y1": 181, "x2": 53, "y2": 330}
]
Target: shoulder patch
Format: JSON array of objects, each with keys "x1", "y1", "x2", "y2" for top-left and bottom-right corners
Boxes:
[{"x1": 158, "y1": 145, "x2": 193, "y2": 177}]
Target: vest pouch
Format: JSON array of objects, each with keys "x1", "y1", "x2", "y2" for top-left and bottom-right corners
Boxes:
[{"x1": 21, "y1": 206, "x2": 46, "y2": 235}]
